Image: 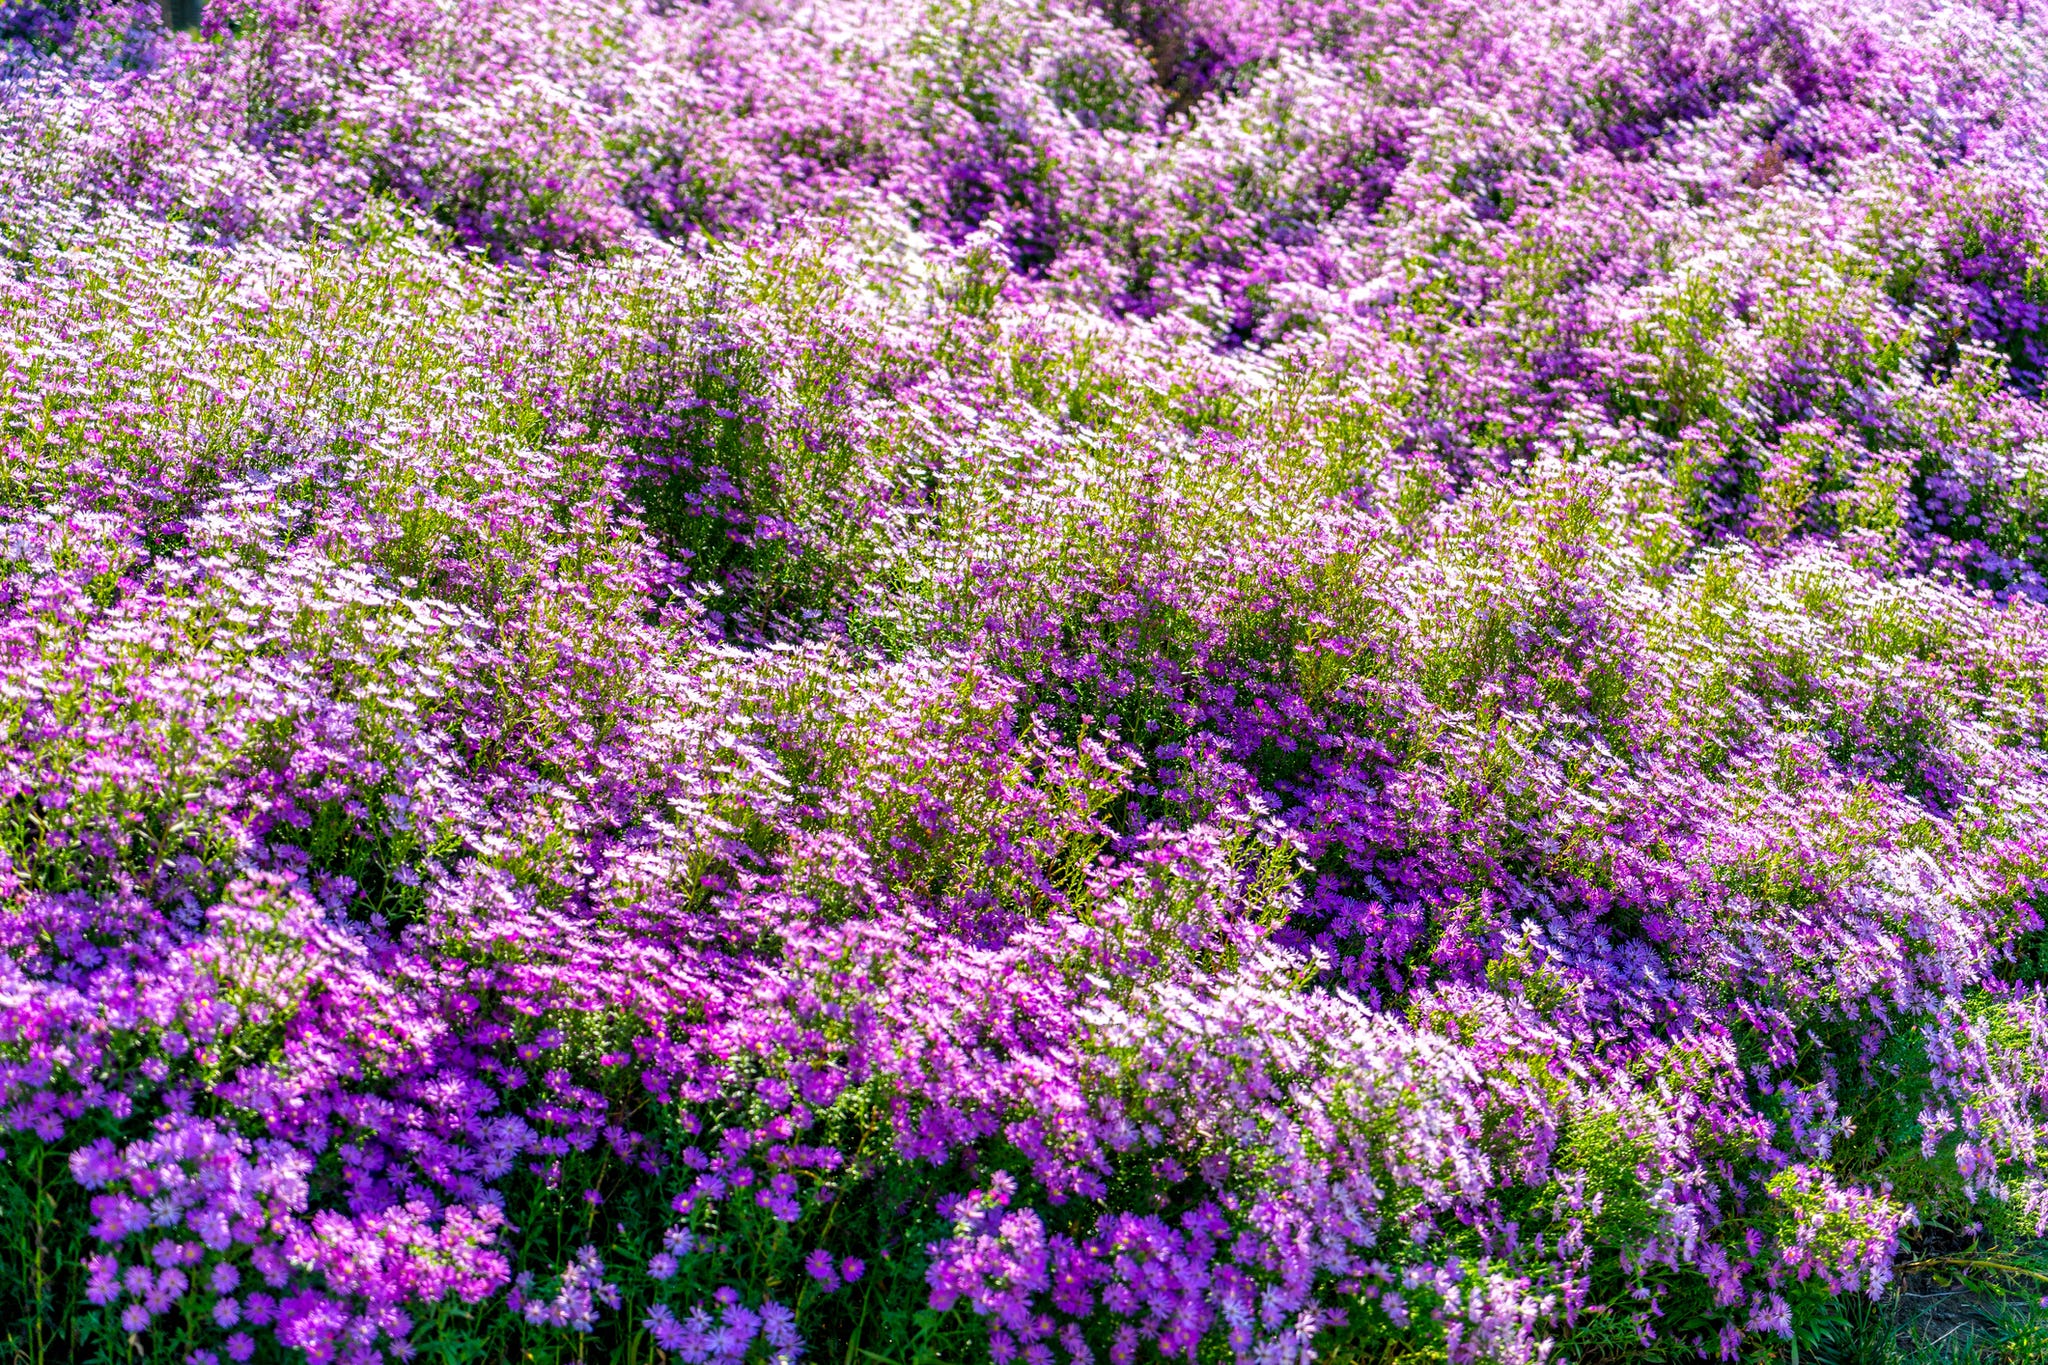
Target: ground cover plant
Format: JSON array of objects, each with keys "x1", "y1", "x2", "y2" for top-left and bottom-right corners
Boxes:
[{"x1": 6, "y1": 0, "x2": 2048, "y2": 1361}]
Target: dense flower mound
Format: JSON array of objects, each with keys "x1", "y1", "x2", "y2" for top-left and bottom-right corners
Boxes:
[{"x1": 4, "y1": 0, "x2": 2048, "y2": 1361}]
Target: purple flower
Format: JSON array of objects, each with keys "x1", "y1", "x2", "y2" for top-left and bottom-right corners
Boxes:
[
  {"x1": 84, "y1": 1255, "x2": 119, "y2": 1306},
  {"x1": 70, "y1": 1141, "x2": 120, "y2": 1190},
  {"x1": 645, "y1": 1304, "x2": 687, "y2": 1351},
  {"x1": 517, "y1": 1247, "x2": 619, "y2": 1332}
]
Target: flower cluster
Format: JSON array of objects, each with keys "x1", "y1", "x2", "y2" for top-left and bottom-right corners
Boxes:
[
  {"x1": 511, "y1": 1247, "x2": 622, "y2": 1333},
  {"x1": 4, "y1": 0, "x2": 2048, "y2": 1361},
  {"x1": 645, "y1": 1291, "x2": 803, "y2": 1364}
]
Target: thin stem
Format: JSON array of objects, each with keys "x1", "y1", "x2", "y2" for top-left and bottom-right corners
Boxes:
[{"x1": 1904, "y1": 1255, "x2": 2048, "y2": 1285}]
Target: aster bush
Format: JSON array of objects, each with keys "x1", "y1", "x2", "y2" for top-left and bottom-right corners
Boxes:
[{"x1": 5, "y1": 0, "x2": 2048, "y2": 1362}]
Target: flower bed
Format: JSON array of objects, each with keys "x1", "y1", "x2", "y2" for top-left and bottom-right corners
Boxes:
[{"x1": 3, "y1": 0, "x2": 2048, "y2": 1361}]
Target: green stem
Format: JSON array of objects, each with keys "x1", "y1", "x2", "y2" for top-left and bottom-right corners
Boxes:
[{"x1": 1904, "y1": 1255, "x2": 2048, "y2": 1285}]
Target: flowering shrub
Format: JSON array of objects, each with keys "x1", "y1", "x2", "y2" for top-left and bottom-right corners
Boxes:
[{"x1": 4, "y1": 0, "x2": 2048, "y2": 1361}]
